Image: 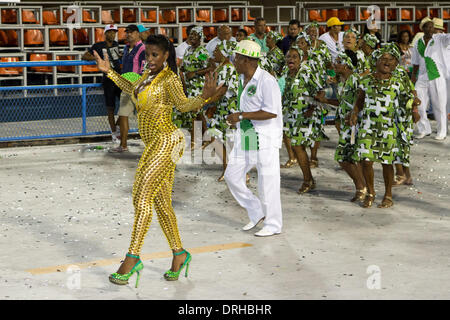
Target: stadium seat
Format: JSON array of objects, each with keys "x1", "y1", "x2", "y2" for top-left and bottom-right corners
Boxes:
[
  {"x1": 309, "y1": 10, "x2": 326, "y2": 22},
  {"x1": 73, "y1": 29, "x2": 89, "y2": 45},
  {"x1": 428, "y1": 8, "x2": 439, "y2": 18},
  {"x1": 95, "y1": 28, "x2": 104, "y2": 42},
  {"x1": 401, "y1": 9, "x2": 412, "y2": 20},
  {"x1": 56, "y1": 55, "x2": 75, "y2": 73},
  {"x1": 24, "y1": 29, "x2": 44, "y2": 46},
  {"x1": 443, "y1": 9, "x2": 450, "y2": 19},
  {"x1": 196, "y1": 10, "x2": 210, "y2": 22},
  {"x1": 387, "y1": 8, "x2": 397, "y2": 21},
  {"x1": 326, "y1": 9, "x2": 338, "y2": 20},
  {"x1": 415, "y1": 8, "x2": 427, "y2": 21},
  {"x1": 213, "y1": 9, "x2": 227, "y2": 23},
  {"x1": 82, "y1": 63, "x2": 99, "y2": 73},
  {"x1": 162, "y1": 9, "x2": 176, "y2": 23},
  {"x1": 0, "y1": 30, "x2": 7, "y2": 46},
  {"x1": 178, "y1": 9, "x2": 191, "y2": 22},
  {"x1": 0, "y1": 57, "x2": 22, "y2": 75},
  {"x1": 243, "y1": 26, "x2": 255, "y2": 35},
  {"x1": 338, "y1": 9, "x2": 351, "y2": 21},
  {"x1": 360, "y1": 9, "x2": 370, "y2": 21},
  {"x1": 121, "y1": 8, "x2": 137, "y2": 23},
  {"x1": 247, "y1": 11, "x2": 255, "y2": 21},
  {"x1": 101, "y1": 10, "x2": 113, "y2": 24},
  {"x1": 0, "y1": 30, "x2": 17, "y2": 46},
  {"x1": 82, "y1": 10, "x2": 96, "y2": 23},
  {"x1": 22, "y1": 10, "x2": 39, "y2": 24},
  {"x1": 231, "y1": 8, "x2": 243, "y2": 21},
  {"x1": 1, "y1": 9, "x2": 18, "y2": 24},
  {"x1": 29, "y1": 54, "x2": 52, "y2": 73},
  {"x1": 43, "y1": 10, "x2": 58, "y2": 25},
  {"x1": 117, "y1": 28, "x2": 126, "y2": 43},
  {"x1": 182, "y1": 26, "x2": 188, "y2": 40},
  {"x1": 49, "y1": 29, "x2": 68, "y2": 46},
  {"x1": 141, "y1": 10, "x2": 157, "y2": 23}
]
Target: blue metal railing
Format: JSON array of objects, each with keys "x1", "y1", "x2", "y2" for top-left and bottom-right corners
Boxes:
[{"x1": 0, "y1": 60, "x2": 138, "y2": 142}]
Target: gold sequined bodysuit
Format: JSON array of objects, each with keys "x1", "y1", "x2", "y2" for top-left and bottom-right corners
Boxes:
[{"x1": 107, "y1": 66, "x2": 206, "y2": 255}]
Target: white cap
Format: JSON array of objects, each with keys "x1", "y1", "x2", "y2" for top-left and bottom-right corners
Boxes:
[{"x1": 104, "y1": 24, "x2": 118, "y2": 33}]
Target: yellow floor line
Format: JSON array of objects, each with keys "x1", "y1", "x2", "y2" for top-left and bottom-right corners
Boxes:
[{"x1": 26, "y1": 242, "x2": 253, "y2": 275}]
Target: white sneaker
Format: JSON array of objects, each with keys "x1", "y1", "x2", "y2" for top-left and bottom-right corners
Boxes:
[
  {"x1": 434, "y1": 135, "x2": 446, "y2": 141},
  {"x1": 254, "y1": 227, "x2": 281, "y2": 237},
  {"x1": 415, "y1": 132, "x2": 430, "y2": 139},
  {"x1": 242, "y1": 217, "x2": 265, "y2": 231}
]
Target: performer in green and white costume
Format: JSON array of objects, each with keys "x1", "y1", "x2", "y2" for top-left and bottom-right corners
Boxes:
[
  {"x1": 359, "y1": 33, "x2": 380, "y2": 74},
  {"x1": 207, "y1": 39, "x2": 239, "y2": 181},
  {"x1": 283, "y1": 44, "x2": 326, "y2": 193},
  {"x1": 259, "y1": 31, "x2": 285, "y2": 78},
  {"x1": 176, "y1": 26, "x2": 211, "y2": 130},
  {"x1": 305, "y1": 22, "x2": 332, "y2": 89},
  {"x1": 411, "y1": 17, "x2": 450, "y2": 140},
  {"x1": 349, "y1": 45, "x2": 417, "y2": 209}
]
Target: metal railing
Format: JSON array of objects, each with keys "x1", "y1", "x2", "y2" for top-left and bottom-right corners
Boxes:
[{"x1": 0, "y1": 59, "x2": 138, "y2": 142}]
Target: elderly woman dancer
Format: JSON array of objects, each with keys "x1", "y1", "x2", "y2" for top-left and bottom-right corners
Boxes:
[
  {"x1": 94, "y1": 35, "x2": 219, "y2": 286},
  {"x1": 349, "y1": 44, "x2": 419, "y2": 208}
]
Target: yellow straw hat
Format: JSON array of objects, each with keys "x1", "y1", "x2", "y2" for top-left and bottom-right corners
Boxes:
[
  {"x1": 433, "y1": 17, "x2": 445, "y2": 30},
  {"x1": 419, "y1": 16, "x2": 433, "y2": 31}
]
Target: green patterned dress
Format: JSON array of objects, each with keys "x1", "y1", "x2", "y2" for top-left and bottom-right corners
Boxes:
[
  {"x1": 352, "y1": 74, "x2": 414, "y2": 164},
  {"x1": 392, "y1": 65, "x2": 415, "y2": 167},
  {"x1": 308, "y1": 41, "x2": 332, "y2": 88},
  {"x1": 283, "y1": 61, "x2": 328, "y2": 147},
  {"x1": 259, "y1": 46, "x2": 285, "y2": 78},
  {"x1": 173, "y1": 45, "x2": 210, "y2": 129},
  {"x1": 208, "y1": 62, "x2": 239, "y2": 142},
  {"x1": 334, "y1": 73, "x2": 360, "y2": 162}
]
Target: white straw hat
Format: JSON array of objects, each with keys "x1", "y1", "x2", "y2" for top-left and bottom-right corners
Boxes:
[{"x1": 234, "y1": 39, "x2": 261, "y2": 59}]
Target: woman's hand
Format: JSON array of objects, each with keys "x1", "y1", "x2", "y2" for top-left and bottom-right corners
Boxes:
[
  {"x1": 93, "y1": 51, "x2": 111, "y2": 74},
  {"x1": 201, "y1": 71, "x2": 223, "y2": 101}
]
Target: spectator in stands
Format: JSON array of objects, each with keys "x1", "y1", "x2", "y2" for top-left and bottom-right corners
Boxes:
[
  {"x1": 176, "y1": 24, "x2": 195, "y2": 67},
  {"x1": 110, "y1": 24, "x2": 146, "y2": 153},
  {"x1": 362, "y1": 24, "x2": 382, "y2": 45},
  {"x1": 279, "y1": 19, "x2": 301, "y2": 55},
  {"x1": 397, "y1": 30, "x2": 413, "y2": 75},
  {"x1": 206, "y1": 25, "x2": 235, "y2": 59},
  {"x1": 82, "y1": 24, "x2": 122, "y2": 143},
  {"x1": 319, "y1": 17, "x2": 344, "y2": 62},
  {"x1": 249, "y1": 17, "x2": 269, "y2": 53},
  {"x1": 236, "y1": 28, "x2": 248, "y2": 42},
  {"x1": 412, "y1": 17, "x2": 450, "y2": 141},
  {"x1": 138, "y1": 25, "x2": 151, "y2": 42}
]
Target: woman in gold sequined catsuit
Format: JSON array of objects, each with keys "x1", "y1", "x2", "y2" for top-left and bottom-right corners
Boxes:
[{"x1": 94, "y1": 35, "x2": 219, "y2": 286}]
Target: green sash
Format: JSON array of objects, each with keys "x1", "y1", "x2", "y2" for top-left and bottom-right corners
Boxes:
[
  {"x1": 237, "y1": 80, "x2": 259, "y2": 150},
  {"x1": 417, "y1": 38, "x2": 440, "y2": 81}
]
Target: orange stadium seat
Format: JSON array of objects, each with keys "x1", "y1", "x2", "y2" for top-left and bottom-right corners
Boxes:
[
  {"x1": 401, "y1": 9, "x2": 412, "y2": 20},
  {"x1": 162, "y1": 9, "x2": 176, "y2": 23},
  {"x1": 29, "y1": 54, "x2": 52, "y2": 73},
  {"x1": 243, "y1": 26, "x2": 255, "y2": 35},
  {"x1": 443, "y1": 9, "x2": 450, "y2": 19},
  {"x1": 118, "y1": 28, "x2": 126, "y2": 43},
  {"x1": 178, "y1": 9, "x2": 191, "y2": 22},
  {"x1": 82, "y1": 63, "x2": 99, "y2": 73},
  {"x1": 1, "y1": 9, "x2": 18, "y2": 23},
  {"x1": 326, "y1": 9, "x2": 338, "y2": 20},
  {"x1": 43, "y1": 10, "x2": 58, "y2": 25},
  {"x1": 415, "y1": 8, "x2": 427, "y2": 21},
  {"x1": 101, "y1": 10, "x2": 113, "y2": 24},
  {"x1": 49, "y1": 29, "x2": 68, "y2": 46},
  {"x1": 159, "y1": 27, "x2": 167, "y2": 36},
  {"x1": 182, "y1": 26, "x2": 188, "y2": 40},
  {"x1": 338, "y1": 9, "x2": 351, "y2": 21},
  {"x1": 0, "y1": 57, "x2": 22, "y2": 75},
  {"x1": 0, "y1": 30, "x2": 7, "y2": 46},
  {"x1": 56, "y1": 55, "x2": 75, "y2": 73},
  {"x1": 22, "y1": 10, "x2": 39, "y2": 24},
  {"x1": 113, "y1": 8, "x2": 137, "y2": 23},
  {"x1": 360, "y1": 9, "x2": 370, "y2": 21},
  {"x1": 24, "y1": 29, "x2": 44, "y2": 46},
  {"x1": 429, "y1": 8, "x2": 439, "y2": 18},
  {"x1": 387, "y1": 8, "x2": 397, "y2": 21},
  {"x1": 73, "y1": 29, "x2": 89, "y2": 45},
  {"x1": 95, "y1": 28, "x2": 104, "y2": 42},
  {"x1": 231, "y1": 9, "x2": 243, "y2": 21},
  {"x1": 82, "y1": 10, "x2": 96, "y2": 23},
  {"x1": 309, "y1": 10, "x2": 326, "y2": 22},
  {"x1": 141, "y1": 10, "x2": 157, "y2": 23},
  {"x1": 196, "y1": 10, "x2": 210, "y2": 22},
  {"x1": 0, "y1": 30, "x2": 18, "y2": 46},
  {"x1": 213, "y1": 9, "x2": 227, "y2": 22},
  {"x1": 247, "y1": 11, "x2": 255, "y2": 21}
]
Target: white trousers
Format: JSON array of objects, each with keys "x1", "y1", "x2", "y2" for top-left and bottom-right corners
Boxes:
[
  {"x1": 224, "y1": 144, "x2": 283, "y2": 234},
  {"x1": 415, "y1": 77, "x2": 448, "y2": 137}
]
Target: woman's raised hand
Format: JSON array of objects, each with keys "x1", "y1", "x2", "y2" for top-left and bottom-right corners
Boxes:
[
  {"x1": 93, "y1": 51, "x2": 111, "y2": 74},
  {"x1": 201, "y1": 71, "x2": 223, "y2": 100}
]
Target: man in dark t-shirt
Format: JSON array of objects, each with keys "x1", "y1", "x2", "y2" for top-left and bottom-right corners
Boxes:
[{"x1": 82, "y1": 24, "x2": 122, "y2": 143}]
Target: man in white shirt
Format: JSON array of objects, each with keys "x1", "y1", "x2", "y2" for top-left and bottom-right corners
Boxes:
[
  {"x1": 318, "y1": 17, "x2": 344, "y2": 62},
  {"x1": 411, "y1": 17, "x2": 450, "y2": 140},
  {"x1": 224, "y1": 40, "x2": 283, "y2": 237},
  {"x1": 206, "y1": 25, "x2": 235, "y2": 58}
]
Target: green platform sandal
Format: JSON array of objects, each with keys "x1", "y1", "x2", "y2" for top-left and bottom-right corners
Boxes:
[
  {"x1": 109, "y1": 253, "x2": 144, "y2": 288},
  {"x1": 164, "y1": 250, "x2": 192, "y2": 281}
]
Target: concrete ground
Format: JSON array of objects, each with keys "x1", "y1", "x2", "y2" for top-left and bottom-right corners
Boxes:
[{"x1": 0, "y1": 123, "x2": 449, "y2": 300}]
